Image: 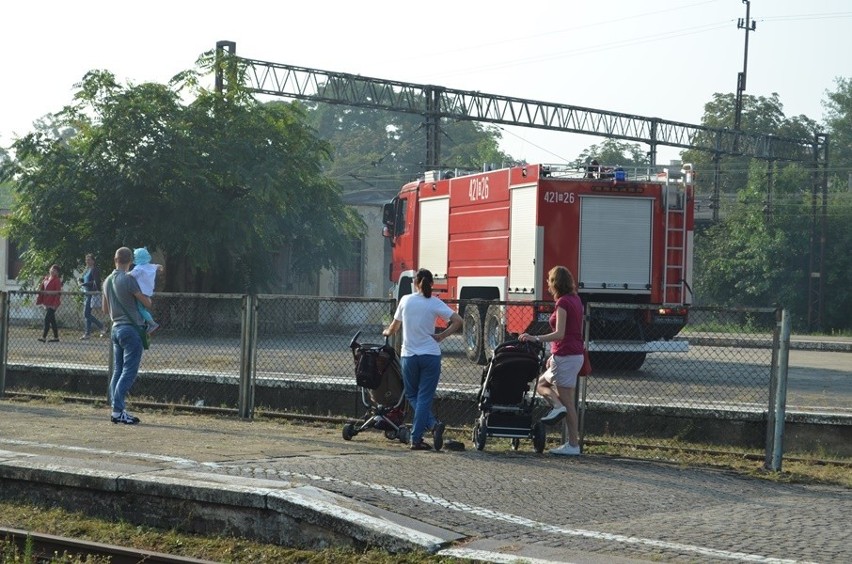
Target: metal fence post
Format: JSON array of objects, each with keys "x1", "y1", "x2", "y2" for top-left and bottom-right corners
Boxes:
[
  {"x1": 769, "y1": 308, "x2": 791, "y2": 471},
  {"x1": 0, "y1": 292, "x2": 8, "y2": 397},
  {"x1": 576, "y1": 303, "x2": 591, "y2": 449},
  {"x1": 765, "y1": 307, "x2": 781, "y2": 469},
  {"x1": 387, "y1": 298, "x2": 400, "y2": 354},
  {"x1": 238, "y1": 294, "x2": 258, "y2": 420}
]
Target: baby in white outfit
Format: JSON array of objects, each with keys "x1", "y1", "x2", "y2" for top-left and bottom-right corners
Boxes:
[{"x1": 129, "y1": 247, "x2": 163, "y2": 334}]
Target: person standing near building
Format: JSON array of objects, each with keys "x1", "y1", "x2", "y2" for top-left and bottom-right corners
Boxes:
[
  {"x1": 520, "y1": 265, "x2": 584, "y2": 456},
  {"x1": 35, "y1": 264, "x2": 62, "y2": 342},
  {"x1": 79, "y1": 253, "x2": 105, "y2": 339},
  {"x1": 383, "y1": 268, "x2": 462, "y2": 451},
  {"x1": 103, "y1": 247, "x2": 151, "y2": 425}
]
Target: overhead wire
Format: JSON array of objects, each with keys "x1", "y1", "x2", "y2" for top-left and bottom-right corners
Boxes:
[{"x1": 321, "y1": 3, "x2": 851, "y2": 184}]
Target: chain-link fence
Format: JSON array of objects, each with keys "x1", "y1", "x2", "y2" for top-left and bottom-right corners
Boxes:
[
  {"x1": 1, "y1": 291, "x2": 794, "y2": 457},
  {"x1": 579, "y1": 303, "x2": 780, "y2": 452}
]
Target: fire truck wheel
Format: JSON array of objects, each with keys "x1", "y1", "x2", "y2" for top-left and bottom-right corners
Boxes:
[
  {"x1": 622, "y1": 352, "x2": 647, "y2": 370},
  {"x1": 483, "y1": 305, "x2": 506, "y2": 362},
  {"x1": 590, "y1": 351, "x2": 647, "y2": 371},
  {"x1": 463, "y1": 306, "x2": 486, "y2": 364}
]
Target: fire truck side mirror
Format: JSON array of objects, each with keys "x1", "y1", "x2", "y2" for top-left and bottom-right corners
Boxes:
[{"x1": 382, "y1": 201, "x2": 397, "y2": 239}]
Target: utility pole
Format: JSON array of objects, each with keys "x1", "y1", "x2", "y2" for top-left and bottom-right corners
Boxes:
[{"x1": 733, "y1": 0, "x2": 757, "y2": 149}]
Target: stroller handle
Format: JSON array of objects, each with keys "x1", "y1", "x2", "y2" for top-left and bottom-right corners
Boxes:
[
  {"x1": 493, "y1": 338, "x2": 545, "y2": 356},
  {"x1": 349, "y1": 330, "x2": 362, "y2": 350},
  {"x1": 350, "y1": 330, "x2": 392, "y2": 351}
]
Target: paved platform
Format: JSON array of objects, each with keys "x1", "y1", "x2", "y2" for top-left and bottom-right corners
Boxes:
[{"x1": 0, "y1": 400, "x2": 849, "y2": 563}]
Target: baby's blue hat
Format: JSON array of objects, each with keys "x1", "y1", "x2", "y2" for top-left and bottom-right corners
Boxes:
[{"x1": 133, "y1": 247, "x2": 151, "y2": 265}]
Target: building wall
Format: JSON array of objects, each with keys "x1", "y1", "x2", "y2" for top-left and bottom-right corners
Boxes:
[
  {"x1": 318, "y1": 204, "x2": 390, "y2": 298},
  {"x1": 1, "y1": 210, "x2": 21, "y2": 291}
]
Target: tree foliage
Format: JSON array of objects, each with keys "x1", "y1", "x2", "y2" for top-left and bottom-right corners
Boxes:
[
  {"x1": 688, "y1": 86, "x2": 852, "y2": 331},
  {"x1": 573, "y1": 139, "x2": 650, "y2": 169},
  {"x1": 682, "y1": 92, "x2": 819, "y2": 201},
  {"x1": 0, "y1": 66, "x2": 364, "y2": 293},
  {"x1": 304, "y1": 97, "x2": 513, "y2": 201},
  {"x1": 824, "y1": 77, "x2": 852, "y2": 174}
]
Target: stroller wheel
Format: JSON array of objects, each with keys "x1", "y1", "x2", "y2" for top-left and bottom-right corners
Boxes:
[
  {"x1": 397, "y1": 426, "x2": 411, "y2": 444},
  {"x1": 384, "y1": 429, "x2": 397, "y2": 440},
  {"x1": 510, "y1": 438, "x2": 520, "y2": 451},
  {"x1": 473, "y1": 421, "x2": 487, "y2": 451},
  {"x1": 342, "y1": 423, "x2": 356, "y2": 441},
  {"x1": 532, "y1": 421, "x2": 547, "y2": 453}
]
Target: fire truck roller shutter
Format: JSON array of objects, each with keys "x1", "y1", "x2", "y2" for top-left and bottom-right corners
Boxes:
[{"x1": 579, "y1": 197, "x2": 653, "y2": 292}]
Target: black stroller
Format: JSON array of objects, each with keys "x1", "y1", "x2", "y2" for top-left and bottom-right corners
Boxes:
[
  {"x1": 472, "y1": 339, "x2": 547, "y2": 453},
  {"x1": 342, "y1": 331, "x2": 410, "y2": 444}
]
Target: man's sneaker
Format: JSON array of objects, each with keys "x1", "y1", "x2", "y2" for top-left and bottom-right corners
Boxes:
[
  {"x1": 80, "y1": 334, "x2": 90, "y2": 340},
  {"x1": 410, "y1": 440, "x2": 432, "y2": 451},
  {"x1": 37, "y1": 338, "x2": 46, "y2": 343},
  {"x1": 111, "y1": 411, "x2": 140, "y2": 425},
  {"x1": 48, "y1": 338, "x2": 59, "y2": 342},
  {"x1": 146, "y1": 321, "x2": 160, "y2": 335},
  {"x1": 432, "y1": 421, "x2": 446, "y2": 452},
  {"x1": 550, "y1": 442, "x2": 581, "y2": 456},
  {"x1": 540, "y1": 405, "x2": 567, "y2": 425}
]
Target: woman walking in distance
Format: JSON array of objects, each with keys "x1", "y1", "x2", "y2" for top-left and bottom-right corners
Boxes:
[
  {"x1": 383, "y1": 269, "x2": 462, "y2": 451},
  {"x1": 36, "y1": 264, "x2": 62, "y2": 342},
  {"x1": 520, "y1": 265, "x2": 584, "y2": 456},
  {"x1": 79, "y1": 253, "x2": 105, "y2": 339}
]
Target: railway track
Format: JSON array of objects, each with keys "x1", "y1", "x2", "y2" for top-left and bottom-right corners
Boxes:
[{"x1": 0, "y1": 526, "x2": 215, "y2": 564}]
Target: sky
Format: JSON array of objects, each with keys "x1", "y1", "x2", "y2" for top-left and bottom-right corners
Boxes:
[{"x1": 2, "y1": 0, "x2": 850, "y2": 168}]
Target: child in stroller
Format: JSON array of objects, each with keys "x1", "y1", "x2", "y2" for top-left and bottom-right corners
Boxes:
[
  {"x1": 472, "y1": 338, "x2": 547, "y2": 452},
  {"x1": 342, "y1": 331, "x2": 410, "y2": 444}
]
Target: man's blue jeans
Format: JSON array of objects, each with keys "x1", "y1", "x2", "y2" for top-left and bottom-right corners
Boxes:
[
  {"x1": 401, "y1": 354, "x2": 441, "y2": 443},
  {"x1": 109, "y1": 324, "x2": 143, "y2": 413}
]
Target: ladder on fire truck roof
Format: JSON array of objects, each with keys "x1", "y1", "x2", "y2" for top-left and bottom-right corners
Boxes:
[{"x1": 661, "y1": 166, "x2": 689, "y2": 306}]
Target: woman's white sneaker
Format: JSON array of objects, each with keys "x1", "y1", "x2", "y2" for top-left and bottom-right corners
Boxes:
[
  {"x1": 549, "y1": 442, "x2": 581, "y2": 456},
  {"x1": 540, "y1": 406, "x2": 567, "y2": 425}
]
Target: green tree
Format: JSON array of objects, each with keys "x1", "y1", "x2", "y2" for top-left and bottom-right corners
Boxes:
[
  {"x1": 0, "y1": 67, "x2": 363, "y2": 293},
  {"x1": 820, "y1": 77, "x2": 852, "y2": 330},
  {"x1": 694, "y1": 161, "x2": 811, "y2": 316},
  {"x1": 304, "y1": 97, "x2": 512, "y2": 201},
  {"x1": 574, "y1": 139, "x2": 650, "y2": 169},
  {"x1": 824, "y1": 77, "x2": 852, "y2": 174},
  {"x1": 682, "y1": 92, "x2": 819, "y2": 203},
  {"x1": 688, "y1": 84, "x2": 852, "y2": 332}
]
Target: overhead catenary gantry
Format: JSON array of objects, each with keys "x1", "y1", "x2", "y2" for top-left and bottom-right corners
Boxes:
[
  {"x1": 213, "y1": 41, "x2": 829, "y2": 331},
  {"x1": 214, "y1": 41, "x2": 825, "y2": 169}
]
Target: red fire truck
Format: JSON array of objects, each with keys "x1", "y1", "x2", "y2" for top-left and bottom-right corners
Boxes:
[{"x1": 381, "y1": 163, "x2": 695, "y2": 370}]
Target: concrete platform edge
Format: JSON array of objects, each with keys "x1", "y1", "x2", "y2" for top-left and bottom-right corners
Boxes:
[{"x1": 0, "y1": 452, "x2": 462, "y2": 554}]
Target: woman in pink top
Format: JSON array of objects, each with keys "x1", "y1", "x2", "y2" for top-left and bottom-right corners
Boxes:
[{"x1": 520, "y1": 266, "x2": 584, "y2": 456}]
